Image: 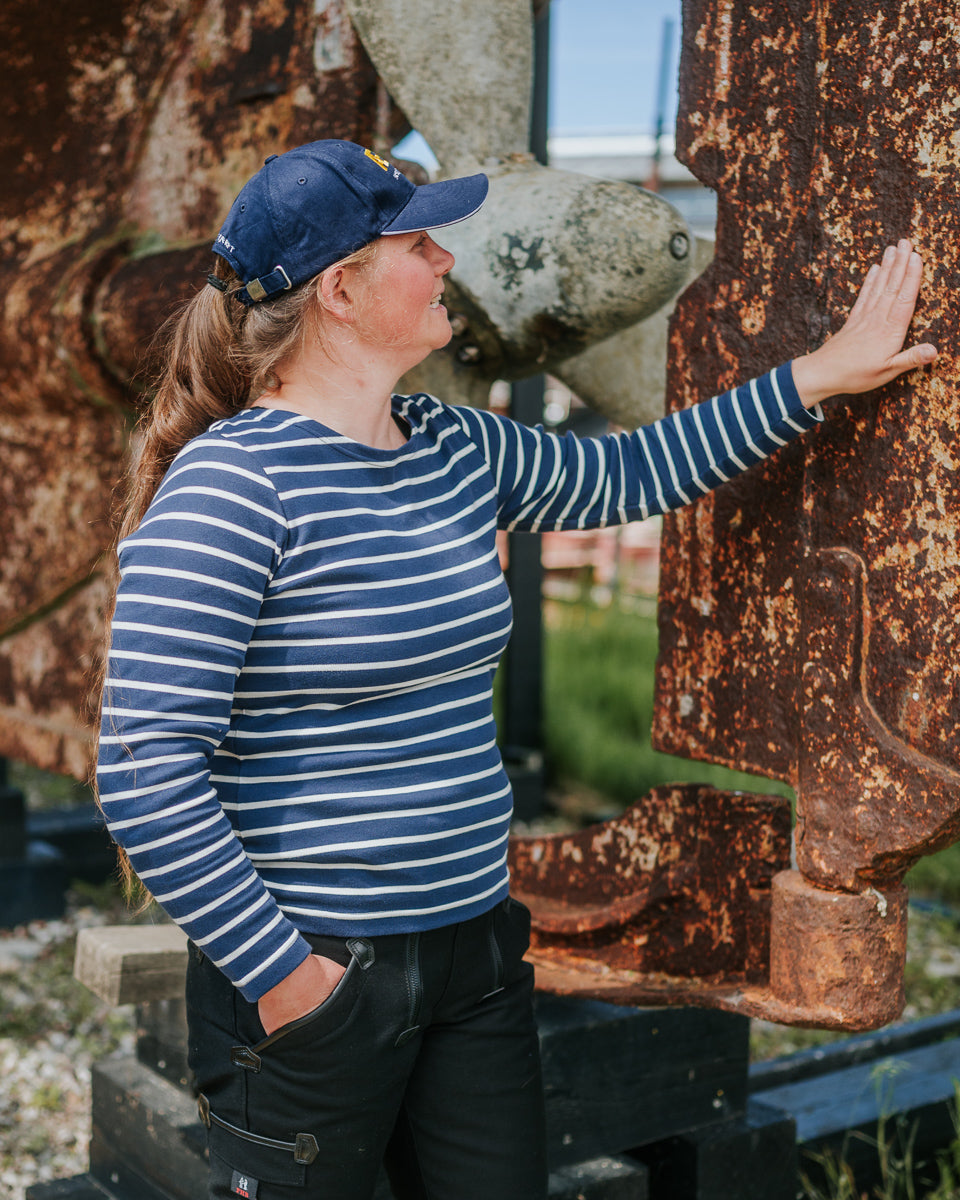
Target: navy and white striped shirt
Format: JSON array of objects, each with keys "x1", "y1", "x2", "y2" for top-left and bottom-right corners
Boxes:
[{"x1": 98, "y1": 365, "x2": 820, "y2": 1000}]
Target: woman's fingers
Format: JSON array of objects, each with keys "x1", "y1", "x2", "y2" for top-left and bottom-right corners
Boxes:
[
  {"x1": 850, "y1": 242, "x2": 924, "y2": 349},
  {"x1": 848, "y1": 262, "x2": 882, "y2": 319},
  {"x1": 891, "y1": 250, "x2": 924, "y2": 315},
  {"x1": 852, "y1": 240, "x2": 915, "y2": 325}
]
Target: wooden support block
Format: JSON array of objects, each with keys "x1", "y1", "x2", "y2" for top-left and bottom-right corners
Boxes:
[
  {"x1": 753, "y1": 1034, "x2": 960, "y2": 1194},
  {"x1": 90, "y1": 1054, "x2": 650, "y2": 1200},
  {"x1": 536, "y1": 994, "x2": 750, "y2": 1169},
  {"x1": 90, "y1": 1056, "x2": 207, "y2": 1200},
  {"x1": 633, "y1": 1098, "x2": 797, "y2": 1200},
  {"x1": 74, "y1": 924, "x2": 188, "y2": 1006}
]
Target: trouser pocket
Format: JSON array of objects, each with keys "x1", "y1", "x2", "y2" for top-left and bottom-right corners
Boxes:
[
  {"x1": 203, "y1": 1107, "x2": 309, "y2": 1196},
  {"x1": 189, "y1": 937, "x2": 383, "y2": 1199},
  {"x1": 232, "y1": 937, "x2": 375, "y2": 1068}
]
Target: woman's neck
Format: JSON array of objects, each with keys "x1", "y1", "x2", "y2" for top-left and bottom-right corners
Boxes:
[{"x1": 255, "y1": 340, "x2": 408, "y2": 450}]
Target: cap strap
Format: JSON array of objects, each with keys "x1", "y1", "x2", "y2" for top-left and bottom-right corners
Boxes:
[{"x1": 242, "y1": 265, "x2": 293, "y2": 303}]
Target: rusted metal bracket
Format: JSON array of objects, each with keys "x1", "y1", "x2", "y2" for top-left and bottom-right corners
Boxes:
[
  {"x1": 799, "y1": 547, "x2": 960, "y2": 892},
  {"x1": 509, "y1": 785, "x2": 792, "y2": 1006},
  {"x1": 517, "y1": 0, "x2": 960, "y2": 1031},
  {"x1": 509, "y1": 781, "x2": 909, "y2": 1030}
]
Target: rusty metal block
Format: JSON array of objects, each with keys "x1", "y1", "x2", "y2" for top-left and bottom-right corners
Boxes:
[
  {"x1": 767, "y1": 870, "x2": 907, "y2": 1029},
  {"x1": 509, "y1": 785, "x2": 791, "y2": 1004},
  {"x1": 645, "y1": 0, "x2": 960, "y2": 1026},
  {"x1": 515, "y1": 1, "x2": 960, "y2": 1031}
]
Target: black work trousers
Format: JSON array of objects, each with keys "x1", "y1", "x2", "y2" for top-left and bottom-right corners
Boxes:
[{"x1": 185, "y1": 898, "x2": 548, "y2": 1200}]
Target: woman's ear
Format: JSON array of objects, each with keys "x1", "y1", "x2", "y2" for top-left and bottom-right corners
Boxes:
[{"x1": 317, "y1": 266, "x2": 356, "y2": 322}]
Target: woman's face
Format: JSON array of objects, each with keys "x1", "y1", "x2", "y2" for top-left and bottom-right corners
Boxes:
[{"x1": 351, "y1": 231, "x2": 456, "y2": 367}]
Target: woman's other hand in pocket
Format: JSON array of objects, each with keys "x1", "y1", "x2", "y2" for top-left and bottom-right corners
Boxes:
[{"x1": 257, "y1": 953, "x2": 347, "y2": 1036}]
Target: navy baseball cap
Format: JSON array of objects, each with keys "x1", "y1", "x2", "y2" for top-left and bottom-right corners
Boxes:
[{"x1": 211, "y1": 140, "x2": 488, "y2": 305}]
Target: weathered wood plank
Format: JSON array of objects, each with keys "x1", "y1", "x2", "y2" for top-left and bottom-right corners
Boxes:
[
  {"x1": 89, "y1": 1057, "x2": 207, "y2": 1200},
  {"x1": 74, "y1": 925, "x2": 188, "y2": 1006},
  {"x1": 633, "y1": 1098, "x2": 797, "y2": 1200},
  {"x1": 536, "y1": 995, "x2": 750, "y2": 1167}
]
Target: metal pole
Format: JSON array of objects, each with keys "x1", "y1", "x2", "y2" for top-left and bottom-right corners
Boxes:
[
  {"x1": 648, "y1": 17, "x2": 676, "y2": 192},
  {"x1": 502, "y1": 2, "x2": 550, "y2": 822}
]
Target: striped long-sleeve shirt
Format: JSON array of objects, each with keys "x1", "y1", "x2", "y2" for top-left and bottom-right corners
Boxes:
[{"x1": 97, "y1": 364, "x2": 820, "y2": 1000}]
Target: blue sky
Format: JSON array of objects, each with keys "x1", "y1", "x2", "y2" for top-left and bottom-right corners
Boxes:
[
  {"x1": 397, "y1": 0, "x2": 683, "y2": 167},
  {"x1": 549, "y1": 0, "x2": 682, "y2": 134}
]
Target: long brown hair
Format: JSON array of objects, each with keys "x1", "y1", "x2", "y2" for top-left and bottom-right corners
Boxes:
[
  {"x1": 92, "y1": 242, "x2": 378, "y2": 898},
  {"x1": 119, "y1": 245, "x2": 378, "y2": 537}
]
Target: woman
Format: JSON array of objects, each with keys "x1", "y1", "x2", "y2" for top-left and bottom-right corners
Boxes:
[{"x1": 96, "y1": 139, "x2": 936, "y2": 1200}]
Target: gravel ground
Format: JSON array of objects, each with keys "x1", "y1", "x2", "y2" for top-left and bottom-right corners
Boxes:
[
  {"x1": 0, "y1": 888, "x2": 139, "y2": 1200},
  {"x1": 3, "y1": 886, "x2": 960, "y2": 1200}
]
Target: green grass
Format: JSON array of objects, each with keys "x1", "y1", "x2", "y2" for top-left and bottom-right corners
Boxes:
[
  {"x1": 907, "y1": 847, "x2": 960, "y2": 907},
  {"x1": 800, "y1": 1074, "x2": 960, "y2": 1200}
]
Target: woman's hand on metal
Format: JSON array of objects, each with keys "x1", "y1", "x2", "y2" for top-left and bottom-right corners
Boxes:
[
  {"x1": 256, "y1": 953, "x2": 347, "y2": 1037},
  {"x1": 791, "y1": 238, "x2": 938, "y2": 409}
]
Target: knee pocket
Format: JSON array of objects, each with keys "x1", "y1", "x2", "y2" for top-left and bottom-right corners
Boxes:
[{"x1": 206, "y1": 1128, "x2": 307, "y2": 1198}]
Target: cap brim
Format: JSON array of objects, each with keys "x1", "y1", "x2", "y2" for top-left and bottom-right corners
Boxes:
[{"x1": 381, "y1": 173, "x2": 488, "y2": 235}]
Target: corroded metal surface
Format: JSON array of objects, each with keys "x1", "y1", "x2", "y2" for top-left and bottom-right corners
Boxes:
[
  {"x1": 0, "y1": 0, "x2": 400, "y2": 774},
  {"x1": 510, "y1": 807, "x2": 907, "y2": 1031},
  {"x1": 799, "y1": 549, "x2": 960, "y2": 890},
  {"x1": 509, "y1": 784, "x2": 791, "y2": 982},
  {"x1": 646, "y1": 0, "x2": 960, "y2": 1026},
  {"x1": 655, "y1": 0, "x2": 960, "y2": 806},
  {"x1": 767, "y1": 871, "x2": 907, "y2": 1029},
  {"x1": 512, "y1": 0, "x2": 960, "y2": 1030},
  {"x1": 2, "y1": 1, "x2": 695, "y2": 777}
]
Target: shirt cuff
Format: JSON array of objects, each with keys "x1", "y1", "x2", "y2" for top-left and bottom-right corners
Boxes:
[{"x1": 782, "y1": 360, "x2": 824, "y2": 425}]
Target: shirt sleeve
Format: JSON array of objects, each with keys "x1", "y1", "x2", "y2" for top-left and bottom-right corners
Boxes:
[
  {"x1": 450, "y1": 362, "x2": 822, "y2": 532},
  {"x1": 96, "y1": 432, "x2": 313, "y2": 1001}
]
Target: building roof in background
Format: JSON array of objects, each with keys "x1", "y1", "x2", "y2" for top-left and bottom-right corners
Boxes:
[
  {"x1": 548, "y1": 132, "x2": 693, "y2": 185},
  {"x1": 547, "y1": 131, "x2": 716, "y2": 237}
]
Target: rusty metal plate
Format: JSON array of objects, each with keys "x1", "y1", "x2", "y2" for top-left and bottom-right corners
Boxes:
[
  {"x1": 654, "y1": 0, "x2": 960, "y2": 883},
  {"x1": 0, "y1": 0, "x2": 392, "y2": 775},
  {"x1": 1, "y1": 0, "x2": 693, "y2": 779}
]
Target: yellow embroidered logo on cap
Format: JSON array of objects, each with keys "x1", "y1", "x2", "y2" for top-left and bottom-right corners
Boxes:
[{"x1": 364, "y1": 149, "x2": 390, "y2": 171}]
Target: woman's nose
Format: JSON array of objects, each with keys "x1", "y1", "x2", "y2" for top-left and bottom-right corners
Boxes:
[{"x1": 428, "y1": 236, "x2": 455, "y2": 274}]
